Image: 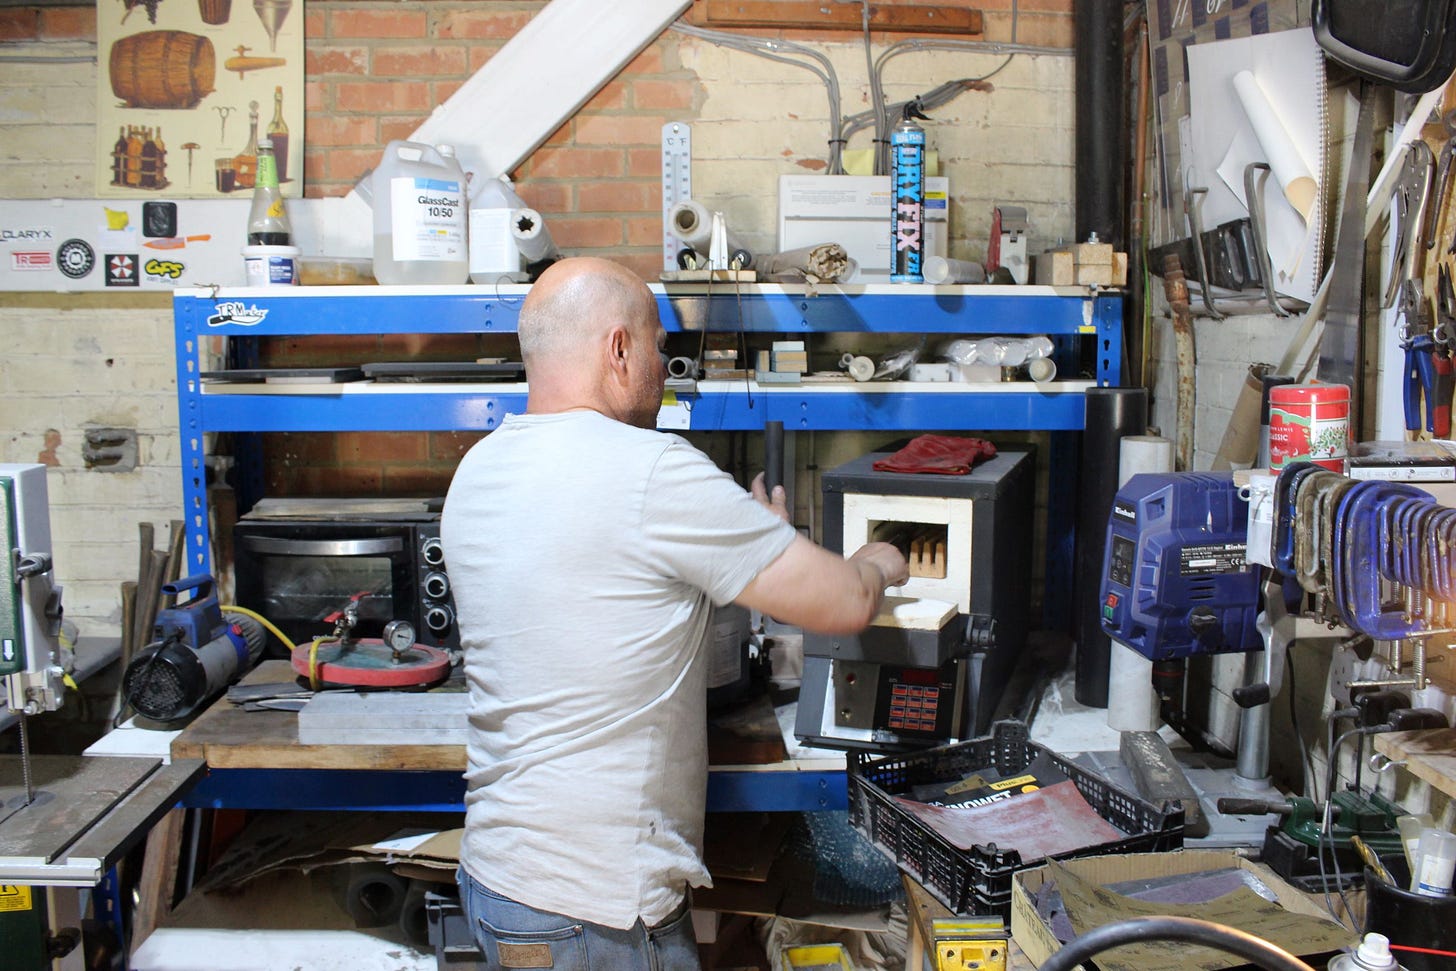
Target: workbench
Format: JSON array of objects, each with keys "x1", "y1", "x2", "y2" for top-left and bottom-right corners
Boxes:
[{"x1": 174, "y1": 660, "x2": 852, "y2": 814}]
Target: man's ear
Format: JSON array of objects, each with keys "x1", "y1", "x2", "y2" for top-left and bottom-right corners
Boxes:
[{"x1": 606, "y1": 326, "x2": 631, "y2": 377}]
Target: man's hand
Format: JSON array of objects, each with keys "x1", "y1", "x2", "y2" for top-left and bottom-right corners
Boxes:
[
  {"x1": 750, "y1": 472, "x2": 790, "y2": 522},
  {"x1": 849, "y1": 542, "x2": 910, "y2": 589}
]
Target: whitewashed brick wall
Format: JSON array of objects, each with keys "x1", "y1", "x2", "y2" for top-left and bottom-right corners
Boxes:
[{"x1": 0, "y1": 303, "x2": 180, "y2": 636}]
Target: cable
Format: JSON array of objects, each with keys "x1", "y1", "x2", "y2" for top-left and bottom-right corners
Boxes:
[
  {"x1": 670, "y1": 22, "x2": 845, "y2": 174},
  {"x1": 1037, "y1": 916, "x2": 1316, "y2": 971},
  {"x1": 1319, "y1": 719, "x2": 1390, "y2": 929},
  {"x1": 1285, "y1": 649, "x2": 1316, "y2": 797},
  {"x1": 220, "y1": 603, "x2": 296, "y2": 652}
]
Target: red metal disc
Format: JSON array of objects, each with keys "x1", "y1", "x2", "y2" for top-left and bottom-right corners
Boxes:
[{"x1": 290, "y1": 638, "x2": 452, "y2": 687}]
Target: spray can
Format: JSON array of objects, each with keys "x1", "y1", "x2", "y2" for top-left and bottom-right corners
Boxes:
[
  {"x1": 890, "y1": 100, "x2": 930, "y2": 283},
  {"x1": 1327, "y1": 932, "x2": 1403, "y2": 970}
]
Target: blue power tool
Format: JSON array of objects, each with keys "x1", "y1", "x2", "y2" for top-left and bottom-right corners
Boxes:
[
  {"x1": 121, "y1": 574, "x2": 264, "y2": 722},
  {"x1": 1099, "y1": 473, "x2": 1261, "y2": 660}
]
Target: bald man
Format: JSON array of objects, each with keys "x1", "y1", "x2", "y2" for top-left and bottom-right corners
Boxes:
[{"x1": 442, "y1": 257, "x2": 907, "y2": 970}]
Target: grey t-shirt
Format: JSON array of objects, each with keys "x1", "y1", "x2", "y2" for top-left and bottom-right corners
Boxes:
[{"x1": 441, "y1": 410, "x2": 797, "y2": 929}]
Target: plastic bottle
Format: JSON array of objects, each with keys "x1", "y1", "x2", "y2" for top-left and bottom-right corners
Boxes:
[
  {"x1": 468, "y1": 174, "x2": 526, "y2": 283},
  {"x1": 247, "y1": 139, "x2": 290, "y2": 246},
  {"x1": 1411, "y1": 827, "x2": 1456, "y2": 897},
  {"x1": 370, "y1": 141, "x2": 469, "y2": 286},
  {"x1": 1396, "y1": 813, "x2": 1433, "y2": 872},
  {"x1": 1327, "y1": 932, "x2": 1402, "y2": 970}
]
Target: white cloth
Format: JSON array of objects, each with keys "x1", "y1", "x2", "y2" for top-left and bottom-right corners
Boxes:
[{"x1": 441, "y1": 410, "x2": 797, "y2": 929}]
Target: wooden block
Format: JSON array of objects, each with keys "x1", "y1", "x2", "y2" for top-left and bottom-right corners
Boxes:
[
  {"x1": 130, "y1": 807, "x2": 187, "y2": 960},
  {"x1": 1036, "y1": 250, "x2": 1074, "y2": 286},
  {"x1": 1072, "y1": 241, "x2": 1114, "y2": 266}
]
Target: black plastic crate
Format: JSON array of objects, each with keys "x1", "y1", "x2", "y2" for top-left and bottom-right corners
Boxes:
[{"x1": 847, "y1": 720, "x2": 1185, "y2": 917}]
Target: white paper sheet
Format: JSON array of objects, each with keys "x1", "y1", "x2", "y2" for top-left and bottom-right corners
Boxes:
[{"x1": 1187, "y1": 28, "x2": 1326, "y2": 303}]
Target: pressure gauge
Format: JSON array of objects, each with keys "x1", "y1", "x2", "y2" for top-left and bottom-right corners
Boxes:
[{"x1": 382, "y1": 619, "x2": 416, "y2": 657}]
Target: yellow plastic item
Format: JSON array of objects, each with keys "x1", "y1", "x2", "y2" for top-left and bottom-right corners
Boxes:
[
  {"x1": 782, "y1": 942, "x2": 853, "y2": 970},
  {"x1": 931, "y1": 916, "x2": 1008, "y2": 971}
]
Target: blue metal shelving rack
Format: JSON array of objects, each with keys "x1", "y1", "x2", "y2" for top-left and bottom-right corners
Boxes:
[
  {"x1": 172, "y1": 282, "x2": 1122, "y2": 811},
  {"x1": 174, "y1": 282, "x2": 1120, "y2": 573}
]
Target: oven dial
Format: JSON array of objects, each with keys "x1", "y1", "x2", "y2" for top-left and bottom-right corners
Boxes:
[
  {"x1": 424, "y1": 603, "x2": 454, "y2": 634},
  {"x1": 423, "y1": 570, "x2": 450, "y2": 600},
  {"x1": 421, "y1": 536, "x2": 446, "y2": 566}
]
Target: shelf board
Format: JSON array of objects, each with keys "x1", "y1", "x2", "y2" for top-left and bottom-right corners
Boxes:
[
  {"x1": 191, "y1": 379, "x2": 1099, "y2": 432},
  {"x1": 1373, "y1": 729, "x2": 1456, "y2": 799},
  {"x1": 174, "y1": 283, "x2": 1119, "y2": 336}
]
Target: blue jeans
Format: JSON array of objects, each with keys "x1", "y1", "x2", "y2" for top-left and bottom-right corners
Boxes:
[{"x1": 456, "y1": 867, "x2": 701, "y2": 970}]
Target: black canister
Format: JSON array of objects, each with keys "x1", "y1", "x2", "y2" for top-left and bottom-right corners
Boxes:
[{"x1": 1364, "y1": 863, "x2": 1456, "y2": 971}]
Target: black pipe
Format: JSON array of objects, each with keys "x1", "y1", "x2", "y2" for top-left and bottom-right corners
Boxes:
[
  {"x1": 1072, "y1": 387, "x2": 1147, "y2": 707},
  {"x1": 764, "y1": 421, "x2": 784, "y2": 492},
  {"x1": 1075, "y1": 0, "x2": 1126, "y2": 248}
]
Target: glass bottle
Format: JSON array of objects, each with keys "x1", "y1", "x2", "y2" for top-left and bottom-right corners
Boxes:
[
  {"x1": 153, "y1": 126, "x2": 167, "y2": 187},
  {"x1": 111, "y1": 126, "x2": 127, "y2": 186},
  {"x1": 125, "y1": 126, "x2": 144, "y2": 187},
  {"x1": 141, "y1": 126, "x2": 164, "y2": 189},
  {"x1": 234, "y1": 100, "x2": 260, "y2": 190},
  {"x1": 247, "y1": 139, "x2": 291, "y2": 246},
  {"x1": 266, "y1": 86, "x2": 290, "y2": 184}
]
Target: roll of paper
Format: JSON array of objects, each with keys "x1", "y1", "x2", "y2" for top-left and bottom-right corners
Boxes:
[
  {"x1": 1232, "y1": 70, "x2": 1316, "y2": 222},
  {"x1": 760, "y1": 243, "x2": 854, "y2": 282},
  {"x1": 511, "y1": 208, "x2": 559, "y2": 263},
  {"x1": 669, "y1": 199, "x2": 751, "y2": 266}
]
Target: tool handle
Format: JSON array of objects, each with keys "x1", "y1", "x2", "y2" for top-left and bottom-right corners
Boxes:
[
  {"x1": 1216, "y1": 797, "x2": 1291, "y2": 817},
  {"x1": 1403, "y1": 342, "x2": 1428, "y2": 431},
  {"x1": 764, "y1": 421, "x2": 784, "y2": 492},
  {"x1": 1231, "y1": 682, "x2": 1271, "y2": 708},
  {"x1": 1433, "y1": 350, "x2": 1453, "y2": 438}
]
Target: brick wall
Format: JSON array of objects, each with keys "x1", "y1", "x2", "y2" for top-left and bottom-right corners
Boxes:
[{"x1": 1, "y1": 0, "x2": 1079, "y2": 634}]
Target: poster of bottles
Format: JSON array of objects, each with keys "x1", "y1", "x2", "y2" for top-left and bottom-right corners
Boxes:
[{"x1": 95, "y1": 0, "x2": 304, "y2": 199}]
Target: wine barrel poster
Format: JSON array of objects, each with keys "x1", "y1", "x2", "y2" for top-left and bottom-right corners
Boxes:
[{"x1": 97, "y1": 0, "x2": 303, "y2": 199}]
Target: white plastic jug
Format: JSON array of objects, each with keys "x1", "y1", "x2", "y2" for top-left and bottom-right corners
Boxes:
[
  {"x1": 468, "y1": 175, "x2": 527, "y2": 283},
  {"x1": 368, "y1": 141, "x2": 468, "y2": 286}
]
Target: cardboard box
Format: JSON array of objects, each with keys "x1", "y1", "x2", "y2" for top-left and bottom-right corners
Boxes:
[
  {"x1": 778, "y1": 175, "x2": 948, "y2": 283},
  {"x1": 1010, "y1": 850, "x2": 1354, "y2": 971}
]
